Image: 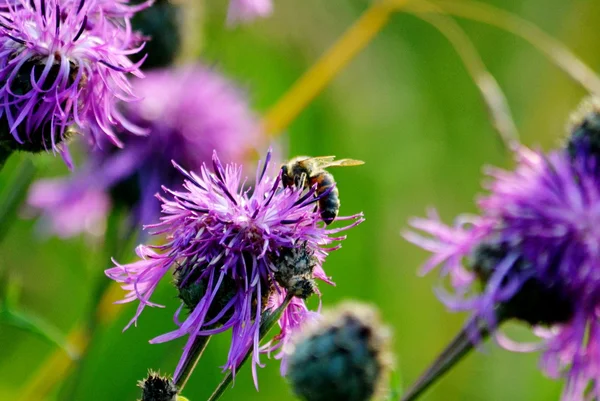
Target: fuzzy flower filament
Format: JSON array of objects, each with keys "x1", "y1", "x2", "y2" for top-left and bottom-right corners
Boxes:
[{"x1": 106, "y1": 149, "x2": 363, "y2": 385}]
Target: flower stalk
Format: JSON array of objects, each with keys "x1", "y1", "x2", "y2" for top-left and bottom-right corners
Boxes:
[
  {"x1": 400, "y1": 312, "x2": 505, "y2": 401},
  {"x1": 173, "y1": 335, "x2": 211, "y2": 391},
  {"x1": 206, "y1": 294, "x2": 293, "y2": 401}
]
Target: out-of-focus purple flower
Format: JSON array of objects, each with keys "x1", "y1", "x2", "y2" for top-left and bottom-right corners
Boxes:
[
  {"x1": 106, "y1": 149, "x2": 363, "y2": 385},
  {"x1": 227, "y1": 0, "x2": 272, "y2": 25},
  {"x1": 26, "y1": 65, "x2": 262, "y2": 237},
  {"x1": 405, "y1": 145, "x2": 600, "y2": 400},
  {"x1": 27, "y1": 179, "x2": 109, "y2": 238},
  {"x1": 0, "y1": 0, "x2": 147, "y2": 166}
]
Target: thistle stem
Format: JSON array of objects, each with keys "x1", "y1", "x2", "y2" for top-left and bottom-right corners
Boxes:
[
  {"x1": 400, "y1": 312, "x2": 506, "y2": 401},
  {"x1": 174, "y1": 335, "x2": 212, "y2": 391},
  {"x1": 206, "y1": 294, "x2": 294, "y2": 401}
]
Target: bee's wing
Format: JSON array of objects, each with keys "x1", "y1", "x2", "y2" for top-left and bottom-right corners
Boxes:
[
  {"x1": 321, "y1": 158, "x2": 365, "y2": 168},
  {"x1": 297, "y1": 156, "x2": 365, "y2": 168},
  {"x1": 292, "y1": 156, "x2": 335, "y2": 169}
]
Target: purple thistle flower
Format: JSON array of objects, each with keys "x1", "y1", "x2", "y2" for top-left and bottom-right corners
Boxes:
[
  {"x1": 226, "y1": 0, "x2": 272, "y2": 25},
  {"x1": 106, "y1": 149, "x2": 364, "y2": 385},
  {"x1": 26, "y1": 65, "x2": 263, "y2": 237},
  {"x1": 405, "y1": 145, "x2": 600, "y2": 400},
  {"x1": 0, "y1": 0, "x2": 147, "y2": 166}
]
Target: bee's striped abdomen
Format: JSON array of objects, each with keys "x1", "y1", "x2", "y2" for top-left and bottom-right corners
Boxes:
[{"x1": 310, "y1": 173, "x2": 340, "y2": 225}]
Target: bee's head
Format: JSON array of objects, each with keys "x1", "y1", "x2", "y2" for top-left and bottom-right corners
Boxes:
[{"x1": 281, "y1": 163, "x2": 295, "y2": 187}]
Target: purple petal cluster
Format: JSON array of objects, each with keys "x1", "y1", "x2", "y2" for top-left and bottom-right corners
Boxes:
[
  {"x1": 106, "y1": 149, "x2": 363, "y2": 384},
  {"x1": 27, "y1": 65, "x2": 262, "y2": 237},
  {"x1": 227, "y1": 0, "x2": 272, "y2": 25},
  {"x1": 405, "y1": 145, "x2": 600, "y2": 400},
  {"x1": 0, "y1": 0, "x2": 147, "y2": 166}
]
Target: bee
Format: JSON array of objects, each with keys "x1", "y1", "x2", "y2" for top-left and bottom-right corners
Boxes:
[{"x1": 281, "y1": 156, "x2": 364, "y2": 225}]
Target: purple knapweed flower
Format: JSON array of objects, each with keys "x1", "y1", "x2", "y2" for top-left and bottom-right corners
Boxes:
[
  {"x1": 405, "y1": 144, "x2": 600, "y2": 400},
  {"x1": 106, "y1": 149, "x2": 363, "y2": 385},
  {"x1": 26, "y1": 65, "x2": 262, "y2": 237},
  {"x1": 227, "y1": 0, "x2": 272, "y2": 25},
  {"x1": 0, "y1": 0, "x2": 147, "y2": 166}
]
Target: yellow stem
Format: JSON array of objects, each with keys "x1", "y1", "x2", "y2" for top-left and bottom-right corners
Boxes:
[
  {"x1": 17, "y1": 326, "x2": 89, "y2": 401},
  {"x1": 262, "y1": 0, "x2": 412, "y2": 136}
]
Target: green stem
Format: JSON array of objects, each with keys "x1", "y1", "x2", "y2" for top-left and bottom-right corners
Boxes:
[
  {"x1": 174, "y1": 335, "x2": 212, "y2": 391},
  {"x1": 400, "y1": 312, "x2": 507, "y2": 401},
  {"x1": 206, "y1": 294, "x2": 293, "y2": 401}
]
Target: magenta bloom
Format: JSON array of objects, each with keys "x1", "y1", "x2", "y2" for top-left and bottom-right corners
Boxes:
[
  {"x1": 106, "y1": 149, "x2": 363, "y2": 385},
  {"x1": 27, "y1": 65, "x2": 262, "y2": 237},
  {"x1": 405, "y1": 145, "x2": 600, "y2": 400},
  {"x1": 0, "y1": 0, "x2": 147, "y2": 166},
  {"x1": 227, "y1": 0, "x2": 272, "y2": 25}
]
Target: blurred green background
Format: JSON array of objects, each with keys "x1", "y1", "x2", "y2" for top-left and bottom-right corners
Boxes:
[{"x1": 1, "y1": 0, "x2": 599, "y2": 400}]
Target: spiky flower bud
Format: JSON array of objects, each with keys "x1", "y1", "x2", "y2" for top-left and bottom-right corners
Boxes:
[
  {"x1": 138, "y1": 372, "x2": 178, "y2": 401},
  {"x1": 286, "y1": 302, "x2": 393, "y2": 401},
  {"x1": 270, "y1": 243, "x2": 318, "y2": 299}
]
